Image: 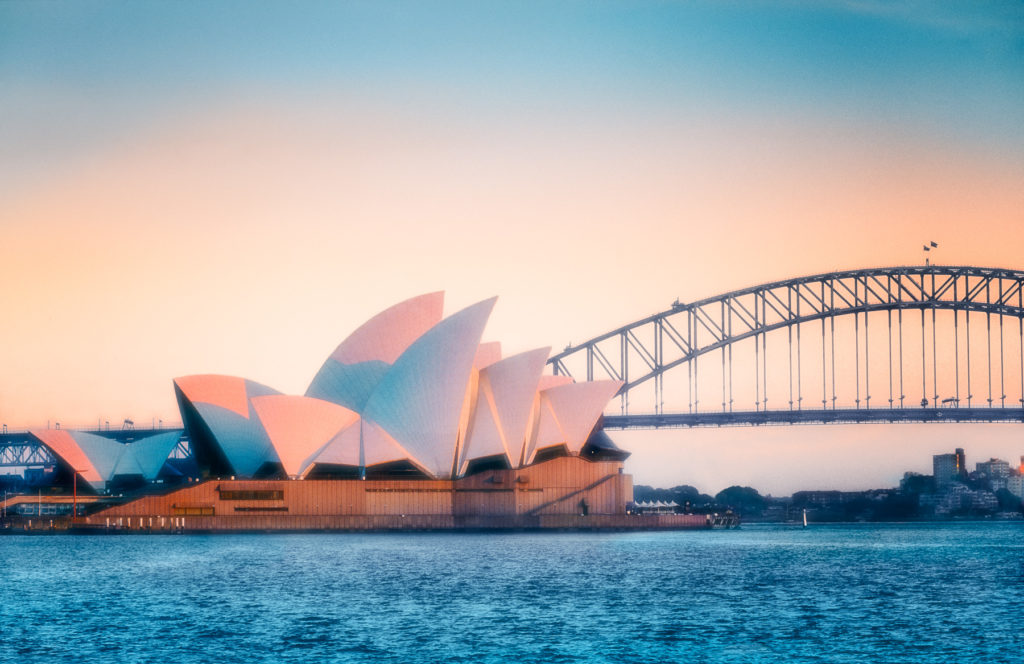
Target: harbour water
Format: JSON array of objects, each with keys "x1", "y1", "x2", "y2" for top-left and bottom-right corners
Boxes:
[{"x1": 1, "y1": 522, "x2": 1021, "y2": 663}]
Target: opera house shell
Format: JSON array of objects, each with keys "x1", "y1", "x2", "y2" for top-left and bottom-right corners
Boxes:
[
  {"x1": 27, "y1": 429, "x2": 184, "y2": 493},
  {"x1": 173, "y1": 293, "x2": 626, "y2": 483},
  {"x1": 59, "y1": 293, "x2": 705, "y2": 531}
]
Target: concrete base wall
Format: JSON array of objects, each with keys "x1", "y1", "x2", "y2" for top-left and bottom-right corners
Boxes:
[
  {"x1": 84, "y1": 456, "x2": 656, "y2": 531},
  {"x1": 76, "y1": 513, "x2": 714, "y2": 533}
]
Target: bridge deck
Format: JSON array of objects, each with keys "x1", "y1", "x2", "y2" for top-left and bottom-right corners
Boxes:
[{"x1": 604, "y1": 407, "x2": 1024, "y2": 429}]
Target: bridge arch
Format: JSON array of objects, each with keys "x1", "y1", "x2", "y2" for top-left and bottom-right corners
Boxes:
[{"x1": 549, "y1": 266, "x2": 1024, "y2": 423}]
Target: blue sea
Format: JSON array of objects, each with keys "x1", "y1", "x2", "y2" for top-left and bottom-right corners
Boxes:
[{"x1": 1, "y1": 523, "x2": 1021, "y2": 663}]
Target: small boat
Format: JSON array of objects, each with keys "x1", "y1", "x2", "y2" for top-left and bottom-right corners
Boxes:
[{"x1": 802, "y1": 509, "x2": 808, "y2": 527}]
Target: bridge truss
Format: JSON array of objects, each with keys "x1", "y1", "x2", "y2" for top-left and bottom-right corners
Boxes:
[
  {"x1": 548, "y1": 266, "x2": 1024, "y2": 427},
  {"x1": 0, "y1": 438, "x2": 56, "y2": 467}
]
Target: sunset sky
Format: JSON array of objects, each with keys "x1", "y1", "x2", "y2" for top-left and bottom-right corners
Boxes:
[{"x1": 2, "y1": 1, "x2": 1022, "y2": 494}]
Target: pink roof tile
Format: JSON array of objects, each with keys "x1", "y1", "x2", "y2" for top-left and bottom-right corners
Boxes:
[
  {"x1": 250, "y1": 395, "x2": 359, "y2": 478},
  {"x1": 173, "y1": 375, "x2": 250, "y2": 418},
  {"x1": 329, "y1": 292, "x2": 444, "y2": 366},
  {"x1": 31, "y1": 429, "x2": 102, "y2": 485},
  {"x1": 472, "y1": 342, "x2": 502, "y2": 369}
]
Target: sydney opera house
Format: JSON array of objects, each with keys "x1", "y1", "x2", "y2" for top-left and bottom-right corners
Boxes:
[{"x1": 10, "y1": 293, "x2": 710, "y2": 531}]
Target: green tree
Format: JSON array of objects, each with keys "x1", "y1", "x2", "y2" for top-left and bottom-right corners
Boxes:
[
  {"x1": 995, "y1": 488, "x2": 1023, "y2": 513},
  {"x1": 714, "y1": 486, "x2": 765, "y2": 515}
]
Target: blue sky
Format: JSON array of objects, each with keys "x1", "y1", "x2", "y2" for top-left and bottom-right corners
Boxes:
[{"x1": 3, "y1": 1, "x2": 1022, "y2": 190}]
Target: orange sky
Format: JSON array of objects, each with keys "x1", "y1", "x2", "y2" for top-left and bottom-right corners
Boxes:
[{"x1": 2, "y1": 3, "x2": 1022, "y2": 493}]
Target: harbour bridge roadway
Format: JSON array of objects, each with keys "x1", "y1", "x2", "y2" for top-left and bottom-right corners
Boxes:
[{"x1": 603, "y1": 407, "x2": 1024, "y2": 429}]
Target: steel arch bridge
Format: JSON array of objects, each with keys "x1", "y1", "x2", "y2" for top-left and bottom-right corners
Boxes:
[{"x1": 548, "y1": 265, "x2": 1024, "y2": 429}]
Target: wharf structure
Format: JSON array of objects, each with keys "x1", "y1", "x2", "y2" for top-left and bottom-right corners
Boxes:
[{"x1": 4, "y1": 293, "x2": 715, "y2": 532}]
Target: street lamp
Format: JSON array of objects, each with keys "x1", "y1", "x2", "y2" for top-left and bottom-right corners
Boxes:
[{"x1": 71, "y1": 469, "x2": 83, "y2": 525}]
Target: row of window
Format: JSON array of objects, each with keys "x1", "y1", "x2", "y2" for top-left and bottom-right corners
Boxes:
[
  {"x1": 218, "y1": 490, "x2": 284, "y2": 501},
  {"x1": 14, "y1": 504, "x2": 76, "y2": 516},
  {"x1": 364, "y1": 488, "x2": 452, "y2": 493},
  {"x1": 233, "y1": 506, "x2": 288, "y2": 512},
  {"x1": 172, "y1": 506, "x2": 214, "y2": 516}
]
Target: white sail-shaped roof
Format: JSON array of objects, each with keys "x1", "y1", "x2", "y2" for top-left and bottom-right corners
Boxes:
[
  {"x1": 128, "y1": 431, "x2": 183, "y2": 480},
  {"x1": 64, "y1": 431, "x2": 126, "y2": 483},
  {"x1": 175, "y1": 374, "x2": 250, "y2": 418},
  {"x1": 458, "y1": 380, "x2": 507, "y2": 473},
  {"x1": 251, "y1": 395, "x2": 359, "y2": 478},
  {"x1": 363, "y1": 297, "x2": 496, "y2": 478},
  {"x1": 174, "y1": 375, "x2": 282, "y2": 477},
  {"x1": 361, "y1": 419, "x2": 429, "y2": 473},
  {"x1": 524, "y1": 375, "x2": 574, "y2": 465},
  {"x1": 312, "y1": 419, "x2": 423, "y2": 471},
  {"x1": 171, "y1": 293, "x2": 626, "y2": 481},
  {"x1": 486, "y1": 348, "x2": 550, "y2": 468},
  {"x1": 454, "y1": 341, "x2": 503, "y2": 471},
  {"x1": 31, "y1": 429, "x2": 181, "y2": 491},
  {"x1": 473, "y1": 342, "x2": 502, "y2": 369},
  {"x1": 528, "y1": 394, "x2": 566, "y2": 460},
  {"x1": 304, "y1": 361, "x2": 390, "y2": 414},
  {"x1": 461, "y1": 347, "x2": 549, "y2": 470},
  {"x1": 327, "y1": 291, "x2": 445, "y2": 365},
  {"x1": 31, "y1": 430, "x2": 107, "y2": 488},
  {"x1": 110, "y1": 447, "x2": 145, "y2": 478},
  {"x1": 306, "y1": 292, "x2": 444, "y2": 411},
  {"x1": 537, "y1": 374, "x2": 573, "y2": 392},
  {"x1": 543, "y1": 380, "x2": 624, "y2": 453},
  {"x1": 309, "y1": 419, "x2": 362, "y2": 469}
]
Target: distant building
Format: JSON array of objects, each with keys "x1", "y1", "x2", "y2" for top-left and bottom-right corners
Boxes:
[
  {"x1": 968, "y1": 490, "x2": 999, "y2": 512},
  {"x1": 1007, "y1": 476, "x2": 1023, "y2": 500},
  {"x1": 974, "y1": 458, "x2": 1011, "y2": 491},
  {"x1": 932, "y1": 484, "x2": 968, "y2": 514},
  {"x1": 928, "y1": 484, "x2": 997, "y2": 515},
  {"x1": 976, "y1": 458, "x2": 1011, "y2": 480},
  {"x1": 933, "y1": 449, "x2": 966, "y2": 488}
]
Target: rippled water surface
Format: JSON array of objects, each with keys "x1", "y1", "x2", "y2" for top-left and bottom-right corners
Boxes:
[{"x1": 1, "y1": 523, "x2": 1022, "y2": 663}]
